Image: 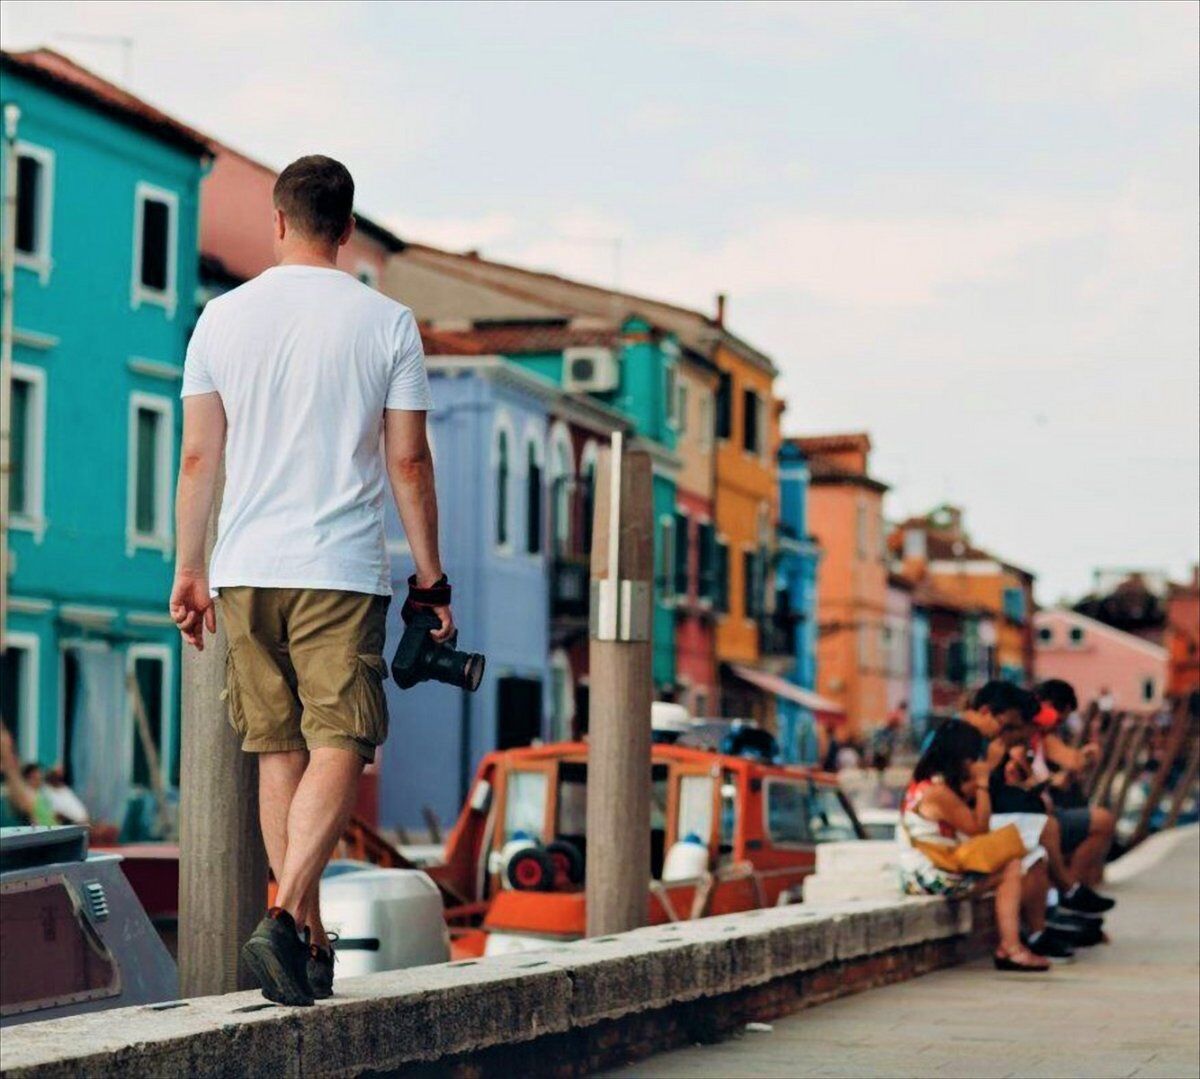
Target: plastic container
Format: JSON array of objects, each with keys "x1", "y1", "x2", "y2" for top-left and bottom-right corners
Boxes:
[
  {"x1": 319, "y1": 867, "x2": 449, "y2": 976},
  {"x1": 661, "y1": 832, "x2": 709, "y2": 882}
]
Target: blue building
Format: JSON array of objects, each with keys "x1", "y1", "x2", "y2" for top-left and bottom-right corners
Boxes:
[
  {"x1": 773, "y1": 442, "x2": 826, "y2": 763},
  {"x1": 377, "y1": 358, "x2": 626, "y2": 828},
  {"x1": 0, "y1": 49, "x2": 209, "y2": 827},
  {"x1": 909, "y1": 603, "x2": 932, "y2": 744}
]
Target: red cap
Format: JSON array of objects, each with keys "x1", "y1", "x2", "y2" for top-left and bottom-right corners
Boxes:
[{"x1": 1034, "y1": 702, "x2": 1059, "y2": 729}]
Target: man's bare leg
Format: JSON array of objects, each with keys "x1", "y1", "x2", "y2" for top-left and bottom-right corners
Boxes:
[
  {"x1": 259, "y1": 750, "x2": 309, "y2": 884},
  {"x1": 1038, "y1": 814, "x2": 1078, "y2": 892},
  {"x1": 273, "y1": 748, "x2": 363, "y2": 926},
  {"x1": 298, "y1": 879, "x2": 328, "y2": 949},
  {"x1": 1069, "y1": 807, "x2": 1115, "y2": 887}
]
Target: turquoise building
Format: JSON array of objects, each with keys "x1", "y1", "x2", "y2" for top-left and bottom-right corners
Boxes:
[
  {"x1": 775, "y1": 441, "x2": 824, "y2": 763},
  {"x1": 505, "y1": 316, "x2": 682, "y2": 691},
  {"x1": 0, "y1": 50, "x2": 209, "y2": 827}
]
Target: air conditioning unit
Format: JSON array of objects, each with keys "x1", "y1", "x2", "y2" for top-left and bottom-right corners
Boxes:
[{"x1": 563, "y1": 347, "x2": 619, "y2": 393}]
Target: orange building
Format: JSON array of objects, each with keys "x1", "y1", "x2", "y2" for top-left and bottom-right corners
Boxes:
[
  {"x1": 1166, "y1": 566, "x2": 1200, "y2": 700},
  {"x1": 892, "y1": 505, "x2": 1036, "y2": 684},
  {"x1": 791, "y1": 434, "x2": 889, "y2": 735}
]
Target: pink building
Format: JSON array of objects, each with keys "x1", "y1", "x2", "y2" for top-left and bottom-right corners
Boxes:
[
  {"x1": 1035, "y1": 608, "x2": 1168, "y2": 713},
  {"x1": 199, "y1": 143, "x2": 402, "y2": 289}
]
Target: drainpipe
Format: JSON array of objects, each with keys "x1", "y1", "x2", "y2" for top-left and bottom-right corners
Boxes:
[{"x1": 0, "y1": 103, "x2": 21, "y2": 653}]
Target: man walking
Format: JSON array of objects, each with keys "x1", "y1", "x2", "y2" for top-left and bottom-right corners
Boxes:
[{"x1": 170, "y1": 156, "x2": 451, "y2": 1006}]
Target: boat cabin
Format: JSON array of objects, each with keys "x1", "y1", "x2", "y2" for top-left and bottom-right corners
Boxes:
[{"x1": 426, "y1": 742, "x2": 863, "y2": 957}]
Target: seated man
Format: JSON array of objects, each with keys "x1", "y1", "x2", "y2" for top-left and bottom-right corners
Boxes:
[
  {"x1": 989, "y1": 695, "x2": 1115, "y2": 930},
  {"x1": 1035, "y1": 679, "x2": 1116, "y2": 889}
]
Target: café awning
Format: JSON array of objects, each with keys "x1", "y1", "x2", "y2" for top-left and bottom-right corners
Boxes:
[{"x1": 728, "y1": 663, "x2": 845, "y2": 717}]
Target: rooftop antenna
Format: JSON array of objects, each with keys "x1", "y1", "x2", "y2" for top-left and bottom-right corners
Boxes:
[{"x1": 56, "y1": 32, "x2": 134, "y2": 85}]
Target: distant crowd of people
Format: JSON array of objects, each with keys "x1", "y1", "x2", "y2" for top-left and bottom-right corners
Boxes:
[{"x1": 899, "y1": 678, "x2": 1117, "y2": 973}]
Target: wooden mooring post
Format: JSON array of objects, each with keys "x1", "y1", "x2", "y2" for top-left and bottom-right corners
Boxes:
[
  {"x1": 177, "y1": 475, "x2": 268, "y2": 995},
  {"x1": 585, "y1": 434, "x2": 654, "y2": 938}
]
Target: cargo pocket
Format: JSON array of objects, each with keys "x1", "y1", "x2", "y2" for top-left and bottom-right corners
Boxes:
[
  {"x1": 354, "y1": 654, "x2": 390, "y2": 745},
  {"x1": 221, "y1": 647, "x2": 249, "y2": 737}
]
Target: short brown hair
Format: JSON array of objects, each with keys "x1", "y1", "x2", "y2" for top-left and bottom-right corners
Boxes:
[{"x1": 273, "y1": 155, "x2": 355, "y2": 243}]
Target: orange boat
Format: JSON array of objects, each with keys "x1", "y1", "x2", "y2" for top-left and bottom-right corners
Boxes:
[{"x1": 389, "y1": 740, "x2": 865, "y2": 959}]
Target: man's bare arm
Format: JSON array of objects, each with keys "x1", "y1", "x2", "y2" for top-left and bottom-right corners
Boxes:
[
  {"x1": 170, "y1": 392, "x2": 226, "y2": 650},
  {"x1": 384, "y1": 409, "x2": 454, "y2": 641}
]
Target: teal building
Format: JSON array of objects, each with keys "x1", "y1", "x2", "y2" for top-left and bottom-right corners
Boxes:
[
  {"x1": 505, "y1": 316, "x2": 682, "y2": 690},
  {"x1": 1, "y1": 50, "x2": 209, "y2": 827}
]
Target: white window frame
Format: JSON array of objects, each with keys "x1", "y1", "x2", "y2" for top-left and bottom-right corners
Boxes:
[
  {"x1": 697, "y1": 388, "x2": 713, "y2": 452},
  {"x1": 126, "y1": 642, "x2": 175, "y2": 789},
  {"x1": 126, "y1": 392, "x2": 174, "y2": 556},
  {"x1": 523, "y1": 424, "x2": 546, "y2": 559},
  {"x1": 355, "y1": 261, "x2": 380, "y2": 288},
  {"x1": 548, "y1": 421, "x2": 575, "y2": 557},
  {"x1": 548, "y1": 648, "x2": 575, "y2": 742},
  {"x1": 131, "y1": 181, "x2": 179, "y2": 315},
  {"x1": 13, "y1": 141, "x2": 55, "y2": 283},
  {"x1": 9, "y1": 363, "x2": 47, "y2": 542},
  {"x1": 664, "y1": 361, "x2": 679, "y2": 430},
  {"x1": 492, "y1": 411, "x2": 516, "y2": 555},
  {"x1": 659, "y1": 513, "x2": 677, "y2": 602},
  {"x1": 3, "y1": 631, "x2": 41, "y2": 761}
]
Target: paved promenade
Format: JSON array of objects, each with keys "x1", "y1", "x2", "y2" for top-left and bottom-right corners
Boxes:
[{"x1": 610, "y1": 828, "x2": 1200, "y2": 1079}]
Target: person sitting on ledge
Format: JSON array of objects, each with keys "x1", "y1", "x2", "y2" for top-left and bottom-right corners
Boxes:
[
  {"x1": 1034, "y1": 678, "x2": 1117, "y2": 892},
  {"x1": 899, "y1": 719, "x2": 1052, "y2": 973}
]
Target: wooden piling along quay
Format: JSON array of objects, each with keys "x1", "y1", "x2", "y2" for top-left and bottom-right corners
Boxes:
[{"x1": 1084, "y1": 700, "x2": 1200, "y2": 848}]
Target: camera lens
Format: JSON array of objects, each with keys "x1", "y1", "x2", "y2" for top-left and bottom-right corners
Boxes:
[
  {"x1": 462, "y1": 653, "x2": 485, "y2": 692},
  {"x1": 422, "y1": 640, "x2": 486, "y2": 692}
]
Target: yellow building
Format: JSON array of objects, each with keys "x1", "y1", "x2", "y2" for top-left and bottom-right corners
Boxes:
[{"x1": 711, "y1": 337, "x2": 781, "y2": 719}]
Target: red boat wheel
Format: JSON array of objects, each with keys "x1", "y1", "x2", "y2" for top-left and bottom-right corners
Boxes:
[{"x1": 507, "y1": 848, "x2": 555, "y2": 891}]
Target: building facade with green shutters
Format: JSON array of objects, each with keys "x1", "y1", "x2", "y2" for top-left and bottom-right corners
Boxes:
[{"x1": 1, "y1": 50, "x2": 209, "y2": 830}]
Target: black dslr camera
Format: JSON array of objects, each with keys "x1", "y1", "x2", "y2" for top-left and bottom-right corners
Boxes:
[{"x1": 391, "y1": 575, "x2": 485, "y2": 692}]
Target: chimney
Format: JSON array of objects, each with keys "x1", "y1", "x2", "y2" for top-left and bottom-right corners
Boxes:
[{"x1": 715, "y1": 293, "x2": 726, "y2": 327}]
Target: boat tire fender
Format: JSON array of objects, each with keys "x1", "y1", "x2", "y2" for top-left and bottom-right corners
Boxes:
[
  {"x1": 507, "y1": 848, "x2": 557, "y2": 892},
  {"x1": 545, "y1": 839, "x2": 585, "y2": 886}
]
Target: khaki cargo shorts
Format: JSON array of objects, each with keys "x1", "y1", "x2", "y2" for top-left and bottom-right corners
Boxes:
[{"x1": 218, "y1": 587, "x2": 390, "y2": 763}]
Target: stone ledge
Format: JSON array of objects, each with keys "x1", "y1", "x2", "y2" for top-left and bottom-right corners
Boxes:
[{"x1": 0, "y1": 895, "x2": 977, "y2": 1078}]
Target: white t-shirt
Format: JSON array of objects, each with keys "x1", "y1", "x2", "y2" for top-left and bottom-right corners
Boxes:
[{"x1": 181, "y1": 265, "x2": 433, "y2": 596}]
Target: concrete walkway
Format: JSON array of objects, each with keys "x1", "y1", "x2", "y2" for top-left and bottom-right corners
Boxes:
[{"x1": 608, "y1": 828, "x2": 1200, "y2": 1079}]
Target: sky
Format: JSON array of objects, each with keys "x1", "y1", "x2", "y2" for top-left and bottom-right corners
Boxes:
[{"x1": 3, "y1": 0, "x2": 1197, "y2": 603}]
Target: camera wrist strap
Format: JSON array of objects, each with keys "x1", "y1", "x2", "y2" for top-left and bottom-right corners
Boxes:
[{"x1": 402, "y1": 573, "x2": 451, "y2": 622}]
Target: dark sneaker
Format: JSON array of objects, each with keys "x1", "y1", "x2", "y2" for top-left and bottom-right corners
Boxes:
[
  {"x1": 1060, "y1": 883, "x2": 1116, "y2": 917},
  {"x1": 1025, "y1": 929, "x2": 1075, "y2": 962},
  {"x1": 305, "y1": 931, "x2": 337, "y2": 1000},
  {"x1": 241, "y1": 908, "x2": 314, "y2": 1006},
  {"x1": 1047, "y1": 910, "x2": 1105, "y2": 947}
]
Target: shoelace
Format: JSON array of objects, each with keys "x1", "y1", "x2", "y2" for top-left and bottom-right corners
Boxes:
[{"x1": 308, "y1": 931, "x2": 339, "y2": 963}]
